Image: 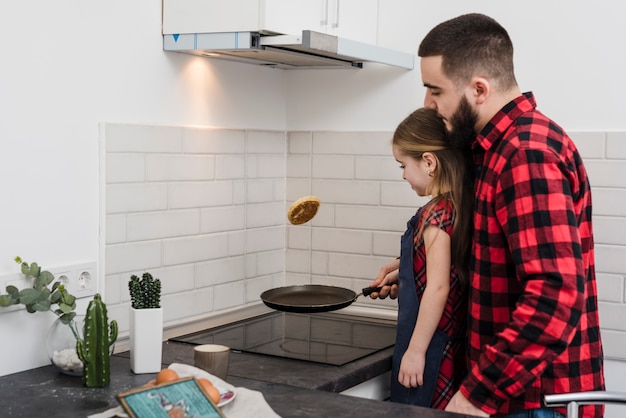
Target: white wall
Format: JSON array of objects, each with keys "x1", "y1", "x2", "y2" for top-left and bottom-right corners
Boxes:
[
  {"x1": 284, "y1": 0, "x2": 626, "y2": 131},
  {"x1": 1, "y1": 1, "x2": 625, "y2": 405}
]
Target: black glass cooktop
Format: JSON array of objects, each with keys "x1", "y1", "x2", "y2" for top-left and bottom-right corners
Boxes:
[{"x1": 170, "y1": 311, "x2": 397, "y2": 366}]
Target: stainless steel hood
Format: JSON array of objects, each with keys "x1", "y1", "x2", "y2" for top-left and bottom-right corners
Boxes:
[{"x1": 163, "y1": 30, "x2": 415, "y2": 70}]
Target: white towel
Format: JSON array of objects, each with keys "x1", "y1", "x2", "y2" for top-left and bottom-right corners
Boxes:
[{"x1": 88, "y1": 363, "x2": 281, "y2": 418}]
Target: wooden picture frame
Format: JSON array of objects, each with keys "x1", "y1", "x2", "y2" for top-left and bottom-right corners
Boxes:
[{"x1": 116, "y1": 377, "x2": 225, "y2": 418}]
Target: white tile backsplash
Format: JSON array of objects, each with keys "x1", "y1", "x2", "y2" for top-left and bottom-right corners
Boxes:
[
  {"x1": 104, "y1": 125, "x2": 626, "y2": 362},
  {"x1": 145, "y1": 154, "x2": 215, "y2": 181}
]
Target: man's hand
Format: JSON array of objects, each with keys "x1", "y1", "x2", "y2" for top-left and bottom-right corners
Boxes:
[{"x1": 444, "y1": 391, "x2": 489, "y2": 417}]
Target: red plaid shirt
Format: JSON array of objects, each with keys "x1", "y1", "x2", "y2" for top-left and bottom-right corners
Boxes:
[{"x1": 462, "y1": 93, "x2": 605, "y2": 417}]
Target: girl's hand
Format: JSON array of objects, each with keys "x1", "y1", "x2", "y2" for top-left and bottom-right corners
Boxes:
[
  {"x1": 398, "y1": 350, "x2": 425, "y2": 388},
  {"x1": 369, "y1": 259, "x2": 400, "y2": 299}
]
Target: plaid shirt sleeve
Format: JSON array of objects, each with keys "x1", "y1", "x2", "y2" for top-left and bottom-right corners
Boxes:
[{"x1": 463, "y1": 94, "x2": 604, "y2": 416}]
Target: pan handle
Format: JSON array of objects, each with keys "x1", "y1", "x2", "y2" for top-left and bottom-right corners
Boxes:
[{"x1": 361, "y1": 286, "x2": 383, "y2": 297}]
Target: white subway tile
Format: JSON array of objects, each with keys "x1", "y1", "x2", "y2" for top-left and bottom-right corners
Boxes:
[
  {"x1": 310, "y1": 204, "x2": 335, "y2": 227},
  {"x1": 585, "y1": 160, "x2": 626, "y2": 188},
  {"x1": 256, "y1": 155, "x2": 286, "y2": 178},
  {"x1": 195, "y1": 256, "x2": 246, "y2": 288},
  {"x1": 569, "y1": 132, "x2": 606, "y2": 159},
  {"x1": 597, "y1": 273, "x2": 624, "y2": 303},
  {"x1": 596, "y1": 244, "x2": 626, "y2": 275},
  {"x1": 169, "y1": 181, "x2": 233, "y2": 209},
  {"x1": 355, "y1": 156, "x2": 397, "y2": 180},
  {"x1": 106, "y1": 215, "x2": 127, "y2": 244},
  {"x1": 105, "y1": 124, "x2": 183, "y2": 153},
  {"x1": 311, "y1": 251, "x2": 328, "y2": 275},
  {"x1": 105, "y1": 274, "x2": 122, "y2": 305},
  {"x1": 127, "y1": 209, "x2": 200, "y2": 241},
  {"x1": 381, "y1": 181, "x2": 429, "y2": 207},
  {"x1": 312, "y1": 228, "x2": 372, "y2": 254},
  {"x1": 328, "y1": 253, "x2": 395, "y2": 281},
  {"x1": 192, "y1": 287, "x2": 215, "y2": 316},
  {"x1": 594, "y1": 216, "x2": 626, "y2": 246},
  {"x1": 335, "y1": 205, "x2": 412, "y2": 232},
  {"x1": 200, "y1": 206, "x2": 245, "y2": 233},
  {"x1": 312, "y1": 155, "x2": 355, "y2": 179},
  {"x1": 246, "y1": 275, "x2": 277, "y2": 303},
  {"x1": 313, "y1": 132, "x2": 391, "y2": 155},
  {"x1": 233, "y1": 180, "x2": 246, "y2": 205},
  {"x1": 246, "y1": 180, "x2": 275, "y2": 203},
  {"x1": 145, "y1": 154, "x2": 215, "y2": 181},
  {"x1": 287, "y1": 155, "x2": 311, "y2": 178},
  {"x1": 182, "y1": 128, "x2": 245, "y2": 154},
  {"x1": 312, "y1": 180, "x2": 379, "y2": 205},
  {"x1": 311, "y1": 274, "x2": 351, "y2": 289},
  {"x1": 106, "y1": 183, "x2": 168, "y2": 214},
  {"x1": 288, "y1": 226, "x2": 311, "y2": 250},
  {"x1": 285, "y1": 249, "x2": 311, "y2": 274},
  {"x1": 288, "y1": 132, "x2": 312, "y2": 154},
  {"x1": 216, "y1": 155, "x2": 245, "y2": 180},
  {"x1": 246, "y1": 203, "x2": 285, "y2": 228},
  {"x1": 246, "y1": 131, "x2": 286, "y2": 154},
  {"x1": 273, "y1": 179, "x2": 286, "y2": 202},
  {"x1": 592, "y1": 189, "x2": 626, "y2": 216},
  {"x1": 607, "y1": 132, "x2": 626, "y2": 159},
  {"x1": 287, "y1": 179, "x2": 313, "y2": 201},
  {"x1": 228, "y1": 230, "x2": 245, "y2": 256},
  {"x1": 598, "y1": 330, "x2": 626, "y2": 361},
  {"x1": 146, "y1": 264, "x2": 195, "y2": 295},
  {"x1": 106, "y1": 154, "x2": 145, "y2": 184},
  {"x1": 214, "y1": 281, "x2": 245, "y2": 310},
  {"x1": 285, "y1": 273, "x2": 312, "y2": 286},
  {"x1": 599, "y1": 302, "x2": 626, "y2": 331},
  {"x1": 246, "y1": 253, "x2": 257, "y2": 278},
  {"x1": 105, "y1": 241, "x2": 162, "y2": 275},
  {"x1": 256, "y1": 250, "x2": 285, "y2": 276},
  {"x1": 163, "y1": 292, "x2": 196, "y2": 321},
  {"x1": 246, "y1": 227, "x2": 285, "y2": 253},
  {"x1": 107, "y1": 304, "x2": 129, "y2": 333},
  {"x1": 373, "y1": 231, "x2": 402, "y2": 257},
  {"x1": 162, "y1": 233, "x2": 229, "y2": 266}
]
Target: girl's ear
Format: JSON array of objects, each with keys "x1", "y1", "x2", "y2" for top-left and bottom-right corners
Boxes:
[{"x1": 422, "y1": 152, "x2": 438, "y2": 172}]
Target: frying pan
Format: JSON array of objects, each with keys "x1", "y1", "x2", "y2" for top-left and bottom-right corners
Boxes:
[{"x1": 260, "y1": 284, "x2": 383, "y2": 313}]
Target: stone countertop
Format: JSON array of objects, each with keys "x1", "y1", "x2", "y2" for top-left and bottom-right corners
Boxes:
[{"x1": 0, "y1": 341, "x2": 471, "y2": 418}]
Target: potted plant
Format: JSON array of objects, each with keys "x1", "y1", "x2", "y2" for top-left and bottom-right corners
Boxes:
[
  {"x1": 0, "y1": 257, "x2": 118, "y2": 386},
  {"x1": 128, "y1": 272, "x2": 163, "y2": 373},
  {"x1": 0, "y1": 257, "x2": 81, "y2": 374}
]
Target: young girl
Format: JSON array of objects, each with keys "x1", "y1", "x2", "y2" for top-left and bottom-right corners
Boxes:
[{"x1": 370, "y1": 108, "x2": 472, "y2": 409}]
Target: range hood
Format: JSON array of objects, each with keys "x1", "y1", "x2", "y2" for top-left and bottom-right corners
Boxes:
[{"x1": 163, "y1": 30, "x2": 415, "y2": 70}]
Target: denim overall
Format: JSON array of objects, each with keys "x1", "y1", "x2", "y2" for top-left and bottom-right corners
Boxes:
[{"x1": 391, "y1": 208, "x2": 450, "y2": 406}]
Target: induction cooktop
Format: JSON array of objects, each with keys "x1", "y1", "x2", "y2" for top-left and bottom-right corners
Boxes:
[{"x1": 170, "y1": 311, "x2": 397, "y2": 366}]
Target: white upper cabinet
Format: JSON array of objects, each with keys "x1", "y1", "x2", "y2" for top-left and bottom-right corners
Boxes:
[{"x1": 163, "y1": 0, "x2": 378, "y2": 44}]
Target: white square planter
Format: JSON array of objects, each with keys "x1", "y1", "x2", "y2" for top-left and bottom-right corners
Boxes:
[{"x1": 129, "y1": 307, "x2": 163, "y2": 374}]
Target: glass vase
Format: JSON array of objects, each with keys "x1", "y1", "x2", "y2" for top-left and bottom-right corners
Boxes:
[{"x1": 46, "y1": 315, "x2": 84, "y2": 376}]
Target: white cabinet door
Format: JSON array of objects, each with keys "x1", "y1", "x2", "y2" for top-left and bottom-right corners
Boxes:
[
  {"x1": 163, "y1": 0, "x2": 378, "y2": 44},
  {"x1": 327, "y1": 0, "x2": 378, "y2": 44},
  {"x1": 263, "y1": 0, "x2": 378, "y2": 43},
  {"x1": 261, "y1": 0, "x2": 326, "y2": 35}
]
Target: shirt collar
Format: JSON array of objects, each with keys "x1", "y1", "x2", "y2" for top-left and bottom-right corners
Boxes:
[{"x1": 472, "y1": 92, "x2": 537, "y2": 152}]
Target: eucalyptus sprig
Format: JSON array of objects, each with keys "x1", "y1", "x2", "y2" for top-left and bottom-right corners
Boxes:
[{"x1": 0, "y1": 257, "x2": 77, "y2": 325}]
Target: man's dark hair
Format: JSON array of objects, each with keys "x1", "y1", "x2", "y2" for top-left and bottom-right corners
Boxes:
[{"x1": 418, "y1": 13, "x2": 517, "y2": 91}]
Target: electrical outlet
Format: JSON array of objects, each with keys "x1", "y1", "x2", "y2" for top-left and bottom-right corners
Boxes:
[{"x1": 48, "y1": 262, "x2": 97, "y2": 299}]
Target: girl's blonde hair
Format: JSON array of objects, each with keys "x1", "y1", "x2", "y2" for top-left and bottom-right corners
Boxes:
[{"x1": 393, "y1": 108, "x2": 472, "y2": 284}]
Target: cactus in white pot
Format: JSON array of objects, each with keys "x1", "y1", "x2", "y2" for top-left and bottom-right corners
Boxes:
[{"x1": 128, "y1": 272, "x2": 163, "y2": 373}]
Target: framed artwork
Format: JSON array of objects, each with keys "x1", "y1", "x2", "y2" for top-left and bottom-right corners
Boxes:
[{"x1": 117, "y1": 377, "x2": 225, "y2": 418}]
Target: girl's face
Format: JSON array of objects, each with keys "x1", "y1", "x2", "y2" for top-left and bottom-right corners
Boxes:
[{"x1": 392, "y1": 145, "x2": 433, "y2": 197}]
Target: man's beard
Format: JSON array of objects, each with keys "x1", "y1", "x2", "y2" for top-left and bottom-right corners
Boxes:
[{"x1": 446, "y1": 96, "x2": 478, "y2": 151}]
